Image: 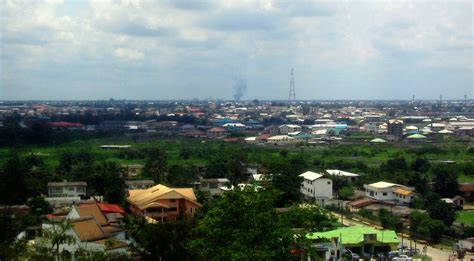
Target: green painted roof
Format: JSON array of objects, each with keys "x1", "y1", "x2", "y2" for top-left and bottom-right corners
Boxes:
[
  {"x1": 306, "y1": 226, "x2": 399, "y2": 245},
  {"x1": 407, "y1": 134, "x2": 427, "y2": 139}
]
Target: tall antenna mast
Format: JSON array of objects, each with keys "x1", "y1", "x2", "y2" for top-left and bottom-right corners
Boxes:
[{"x1": 288, "y1": 68, "x2": 295, "y2": 101}]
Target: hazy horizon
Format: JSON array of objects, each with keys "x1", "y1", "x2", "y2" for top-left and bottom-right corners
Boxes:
[{"x1": 1, "y1": 0, "x2": 473, "y2": 100}]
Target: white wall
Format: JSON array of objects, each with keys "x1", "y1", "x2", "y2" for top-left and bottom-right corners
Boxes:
[
  {"x1": 300, "y1": 178, "x2": 333, "y2": 200},
  {"x1": 364, "y1": 187, "x2": 396, "y2": 201}
]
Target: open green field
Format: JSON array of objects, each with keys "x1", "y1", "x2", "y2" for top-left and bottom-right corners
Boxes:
[
  {"x1": 1, "y1": 136, "x2": 472, "y2": 180},
  {"x1": 456, "y1": 211, "x2": 474, "y2": 226}
]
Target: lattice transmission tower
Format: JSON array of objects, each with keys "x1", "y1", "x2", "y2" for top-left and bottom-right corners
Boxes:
[{"x1": 288, "y1": 68, "x2": 295, "y2": 101}]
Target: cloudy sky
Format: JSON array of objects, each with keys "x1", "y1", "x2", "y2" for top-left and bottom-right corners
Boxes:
[{"x1": 1, "y1": 0, "x2": 472, "y2": 100}]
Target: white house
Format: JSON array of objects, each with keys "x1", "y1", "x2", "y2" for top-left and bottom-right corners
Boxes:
[
  {"x1": 298, "y1": 171, "x2": 333, "y2": 206},
  {"x1": 196, "y1": 178, "x2": 230, "y2": 196},
  {"x1": 326, "y1": 169, "x2": 359, "y2": 182},
  {"x1": 267, "y1": 135, "x2": 295, "y2": 145},
  {"x1": 47, "y1": 181, "x2": 87, "y2": 198},
  {"x1": 279, "y1": 124, "x2": 301, "y2": 135},
  {"x1": 363, "y1": 181, "x2": 417, "y2": 204}
]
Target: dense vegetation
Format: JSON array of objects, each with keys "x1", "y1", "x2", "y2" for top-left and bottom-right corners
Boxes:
[{"x1": 0, "y1": 134, "x2": 472, "y2": 257}]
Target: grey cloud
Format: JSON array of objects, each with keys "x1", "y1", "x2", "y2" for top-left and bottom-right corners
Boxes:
[
  {"x1": 101, "y1": 21, "x2": 174, "y2": 37},
  {"x1": 2, "y1": 27, "x2": 53, "y2": 46},
  {"x1": 165, "y1": 0, "x2": 215, "y2": 11},
  {"x1": 200, "y1": 10, "x2": 280, "y2": 31}
]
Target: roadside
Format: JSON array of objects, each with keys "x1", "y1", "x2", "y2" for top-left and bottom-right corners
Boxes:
[{"x1": 329, "y1": 211, "x2": 474, "y2": 261}]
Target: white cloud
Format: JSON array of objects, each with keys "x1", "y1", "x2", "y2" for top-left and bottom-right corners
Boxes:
[
  {"x1": 1, "y1": 0, "x2": 472, "y2": 100},
  {"x1": 114, "y1": 48, "x2": 144, "y2": 61}
]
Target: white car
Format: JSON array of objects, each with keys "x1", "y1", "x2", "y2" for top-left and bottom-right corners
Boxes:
[{"x1": 392, "y1": 255, "x2": 413, "y2": 261}]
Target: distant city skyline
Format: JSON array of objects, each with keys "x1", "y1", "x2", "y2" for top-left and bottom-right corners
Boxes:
[{"x1": 1, "y1": 0, "x2": 473, "y2": 100}]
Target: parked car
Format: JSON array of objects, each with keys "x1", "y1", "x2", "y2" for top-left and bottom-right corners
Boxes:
[
  {"x1": 392, "y1": 255, "x2": 413, "y2": 261},
  {"x1": 343, "y1": 250, "x2": 360, "y2": 260}
]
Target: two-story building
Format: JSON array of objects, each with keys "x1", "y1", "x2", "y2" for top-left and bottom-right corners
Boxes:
[
  {"x1": 298, "y1": 171, "x2": 333, "y2": 206},
  {"x1": 127, "y1": 184, "x2": 201, "y2": 222},
  {"x1": 193, "y1": 178, "x2": 230, "y2": 196},
  {"x1": 363, "y1": 181, "x2": 417, "y2": 204},
  {"x1": 47, "y1": 181, "x2": 87, "y2": 198},
  {"x1": 125, "y1": 180, "x2": 155, "y2": 190}
]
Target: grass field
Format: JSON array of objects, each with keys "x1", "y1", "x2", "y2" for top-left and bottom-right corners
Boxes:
[
  {"x1": 0, "y1": 136, "x2": 472, "y2": 181},
  {"x1": 456, "y1": 211, "x2": 474, "y2": 226}
]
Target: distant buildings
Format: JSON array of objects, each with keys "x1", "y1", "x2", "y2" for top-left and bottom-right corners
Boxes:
[
  {"x1": 387, "y1": 119, "x2": 403, "y2": 139},
  {"x1": 326, "y1": 169, "x2": 359, "y2": 182}
]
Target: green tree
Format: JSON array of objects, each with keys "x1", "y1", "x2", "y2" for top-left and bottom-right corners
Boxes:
[
  {"x1": 143, "y1": 147, "x2": 167, "y2": 183},
  {"x1": 0, "y1": 150, "x2": 29, "y2": 204},
  {"x1": 269, "y1": 157, "x2": 301, "y2": 206},
  {"x1": 134, "y1": 219, "x2": 194, "y2": 260},
  {"x1": 411, "y1": 157, "x2": 430, "y2": 172},
  {"x1": 41, "y1": 221, "x2": 76, "y2": 260},
  {"x1": 337, "y1": 186, "x2": 355, "y2": 200},
  {"x1": 189, "y1": 188, "x2": 312, "y2": 260},
  {"x1": 168, "y1": 164, "x2": 199, "y2": 187},
  {"x1": 89, "y1": 161, "x2": 126, "y2": 204},
  {"x1": 279, "y1": 204, "x2": 338, "y2": 231},
  {"x1": 410, "y1": 211, "x2": 446, "y2": 243},
  {"x1": 432, "y1": 164, "x2": 459, "y2": 198},
  {"x1": 378, "y1": 208, "x2": 402, "y2": 231}
]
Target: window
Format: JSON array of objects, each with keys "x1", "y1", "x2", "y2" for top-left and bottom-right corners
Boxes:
[
  {"x1": 382, "y1": 192, "x2": 387, "y2": 196},
  {"x1": 209, "y1": 183, "x2": 218, "y2": 189},
  {"x1": 327, "y1": 181, "x2": 331, "y2": 185},
  {"x1": 68, "y1": 187, "x2": 75, "y2": 191},
  {"x1": 170, "y1": 199, "x2": 176, "y2": 202},
  {"x1": 190, "y1": 208, "x2": 193, "y2": 213},
  {"x1": 168, "y1": 207, "x2": 177, "y2": 212}
]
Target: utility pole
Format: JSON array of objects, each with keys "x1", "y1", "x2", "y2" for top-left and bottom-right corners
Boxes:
[{"x1": 288, "y1": 68, "x2": 295, "y2": 101}]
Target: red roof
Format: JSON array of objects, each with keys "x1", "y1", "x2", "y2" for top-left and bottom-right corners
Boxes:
[
  {"x1": 459, "y1": 183, "x2": 474, "y2": 192},
  {"x1": 50, "y1": 121, "x2": 84, "y2": 128},
  {"x1": 98, "y1": 203, "x2": 125, "y2": 214}
]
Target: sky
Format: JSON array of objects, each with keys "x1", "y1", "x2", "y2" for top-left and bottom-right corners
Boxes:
[{"x1": 0, "y1": 0, "x2": 473, "y2": 100}]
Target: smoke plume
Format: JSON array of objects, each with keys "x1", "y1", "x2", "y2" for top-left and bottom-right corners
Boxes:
[{"x1": 232, "y1": 75, "x2": 247, "y2": 101}]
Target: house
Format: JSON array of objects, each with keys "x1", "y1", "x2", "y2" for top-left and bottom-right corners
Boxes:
[
  {"x1": 47, "y1": 181, "x2": 87, "y2": 198},
  {"x1": 298, "y1": 171, "x2": 333, "y2": 206},
  {"x1": 307, "y1": 226, "x2": 400, "y2": 259},
  {"x1": 223, "y1": 123, "x2": 247, "y2": 131},
  {"x1": 363, "y1": 181, "x2": 417, "y2": 204},
  {"x1": 459, "y1": 183, "x2": 474, "y2": 200},
  {"x1": 279, "y1": 124, "x2": 301, "y2": 135},
  {"x1": 38, "y1": 202, "x2": 128, "y2": 254},
  {"x1": 194, "y1": 178, "x2": 230, "y2": 196},
  {"x1": 387, "y1": 119, "x2": 403, "y2": 139},
  {"x1": 326, "y1": 169, "x2": 359, "y2": 182},
  {"x1": 207, "y1": 127, "x2": 228, "y2": 139},
  {"x1": 267, "y1": 135, "x2": 295, "y2": 145},
  {"x1": 406, "y1": 133, "x2": 427, "y2": 143},
  {"x1": 125, "y1": 180, "x2": 155, "y2": 190},
  {"x1": 127, "y1": 184, "x2": 201, "y2": 222}
]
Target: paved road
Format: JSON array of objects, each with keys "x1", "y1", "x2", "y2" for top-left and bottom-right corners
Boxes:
[{"x1": 331, "y1": 212, "x2": 474, "y2": 261}]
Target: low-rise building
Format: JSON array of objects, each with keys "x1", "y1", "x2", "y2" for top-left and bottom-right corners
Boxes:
[
  {"x1": 122, "y1": 164, "x2": 143, "y2": 178},
  {"x1": 195, "y1": 178, "x2": 230, "y2": 196},
  {"x1": 326, "y1": 169, "x2": 359, "y2": 182},
  {"x1": 47, "y1": 181, "x2": 87, "y2": 198},
  {"x1": 127, "y1": 184, "x2": 201, "y2": 222},
  {"x1": 298, "y1": 171, "x2": 333, "y2": 206},
  {"x1": 363, "y1": 181, "x2": 417, "y2": 204},
  {"x1": 125, "y1": 180, "x2": 155, "y2": 190},
  {"x1": 279, "y1": 124, "x2": 301, "y2": 135}
]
